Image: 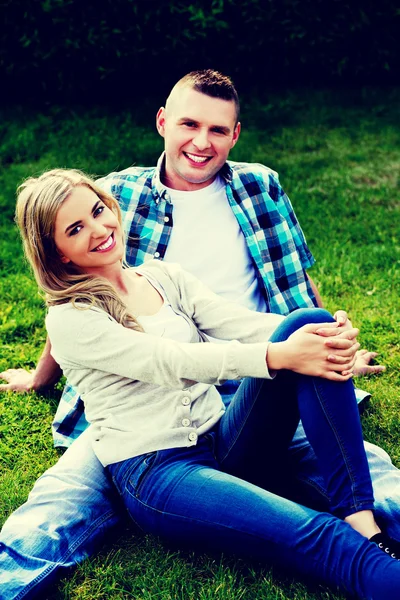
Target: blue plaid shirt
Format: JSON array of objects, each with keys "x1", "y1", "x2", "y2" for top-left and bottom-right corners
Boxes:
[{"x1": 52, "y1": 154, "x2": 319, "y2": 447}]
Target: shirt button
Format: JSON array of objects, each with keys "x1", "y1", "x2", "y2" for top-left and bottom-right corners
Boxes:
[
  {"x1": 154, "y1": 252, "x2": 160, "y2": 258},
  {"x1": 188, "y1": 432, "x2": 197, "y2": 442},
  {"x1": 164, "y1": 216, "x2": 169, "y2": 223},
  {"x1": 182, "y1": 397, "x2": 190, "y2": 406},
  {"x1": 181, "y1": 418, "x2": 191, "y2": 427}
]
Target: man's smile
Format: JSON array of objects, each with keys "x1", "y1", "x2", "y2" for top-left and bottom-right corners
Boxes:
[{"x1": 183, "y1": 151, "x2": 213, "y2": 165}]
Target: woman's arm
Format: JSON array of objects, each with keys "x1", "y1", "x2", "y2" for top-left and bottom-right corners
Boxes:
[{"x1": 46, "y1": 305, "x2": 275, "y2": 390}]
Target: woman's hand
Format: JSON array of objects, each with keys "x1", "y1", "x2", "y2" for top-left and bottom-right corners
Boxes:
[{"x1": 267, "y1": 322, "x2": 359, "y2": 381}]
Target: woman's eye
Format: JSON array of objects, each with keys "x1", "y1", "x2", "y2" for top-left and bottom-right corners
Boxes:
[
  {"x1": 69, "y1": 226, "x2": 82, "y2": 237},
  {"x1": 94, "y1": 206, "x2": 105, "y2": 217}
]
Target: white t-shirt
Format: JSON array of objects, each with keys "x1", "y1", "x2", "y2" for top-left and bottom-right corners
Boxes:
[{"x1": 163, "y1": 177, "x2": 267, "y2": 314}]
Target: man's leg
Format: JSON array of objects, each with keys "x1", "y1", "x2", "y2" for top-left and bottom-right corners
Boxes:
[
  {"x1": 0, "y1": 428, "x2": 123, "y2": 600},
  {"x1": 288, "y1": 424, "x2": 400, "y2": 538}
]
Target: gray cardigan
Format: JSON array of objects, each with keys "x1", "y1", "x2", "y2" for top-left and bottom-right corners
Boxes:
[{"x1": 46, "y1": 260, "x2": 285, "y2": 466}]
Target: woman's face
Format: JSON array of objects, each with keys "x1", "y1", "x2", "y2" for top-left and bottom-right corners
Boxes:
[{"x1": 53, "y1": 185, "x2": 124, "y2": 274}]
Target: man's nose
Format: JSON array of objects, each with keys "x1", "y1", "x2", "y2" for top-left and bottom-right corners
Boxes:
[{"x1": 192, "y1": 128, "x2": 211, "y2": 151}]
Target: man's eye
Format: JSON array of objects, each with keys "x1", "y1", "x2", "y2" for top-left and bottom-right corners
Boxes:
[
  {"x1": 212, "y1": 128, "x2": 225, "y2": 135},
  {"x1": 183, "y1": 122, "x2": 196, "y2": 128},
  {"x1": 94, "y1": 206, "x2": 105, "y2": 217}
]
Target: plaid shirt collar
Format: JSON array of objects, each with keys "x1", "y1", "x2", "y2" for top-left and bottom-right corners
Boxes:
[{"x1": 151, "y1": 152, "x2": 233, "y2": 201}]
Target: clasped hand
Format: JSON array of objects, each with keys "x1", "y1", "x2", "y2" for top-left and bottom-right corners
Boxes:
[{"x1": 269, "y1": 318, "x2": 360, "y2": 382}]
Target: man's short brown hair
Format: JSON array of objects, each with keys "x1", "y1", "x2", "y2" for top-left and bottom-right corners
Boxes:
[{"x1": 174, "y1": 69, "x2": 240, "y2": 123}]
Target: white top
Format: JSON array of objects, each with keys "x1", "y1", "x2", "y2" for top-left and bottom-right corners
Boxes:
[
  {"x1": 163, "y1": 177, "x2": 267, "y2": 313},
  {"x1": 46, "y1": 260, "x2": 284, "y2": 467}
]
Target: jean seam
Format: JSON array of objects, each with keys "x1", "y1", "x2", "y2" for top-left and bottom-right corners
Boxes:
[
  {"x1": 218, "y1": 380, "x2": 265, "y2": 466},
  {"x1": 312, "y1": 377, "x2": 362, "y2": 512},
  {"x1": 13, "y1": 508, "x2": 116, "y2": 600}
]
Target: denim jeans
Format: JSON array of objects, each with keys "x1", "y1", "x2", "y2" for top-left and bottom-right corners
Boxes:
[
  {"x1": 105, "y1": 309, "x2": 399, "y2": 599},
  {"x1": 2, "y1": 309, "x2": 400, "y2": 599}
]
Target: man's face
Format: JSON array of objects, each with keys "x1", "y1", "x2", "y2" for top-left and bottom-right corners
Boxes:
[{"x1": 156, "y1": 87, "x2": 241, "y2": 191}]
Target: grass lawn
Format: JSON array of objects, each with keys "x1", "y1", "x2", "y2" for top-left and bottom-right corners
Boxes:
[{"x1": 0, "y1": 88, "x2": 399, "y2": 599}]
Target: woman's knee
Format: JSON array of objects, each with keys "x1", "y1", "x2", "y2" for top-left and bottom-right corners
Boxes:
[
  {"x1": 289, "y1": 308, "x2": 334, "y2": 326},
  {"x1": 270, "y1": 308, "x2": 334, "y2": 342}
]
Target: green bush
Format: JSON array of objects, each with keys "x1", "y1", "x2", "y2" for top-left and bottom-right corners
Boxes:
[{"x1": 1, "y1": 0, "x2": 399, "y2": 100}]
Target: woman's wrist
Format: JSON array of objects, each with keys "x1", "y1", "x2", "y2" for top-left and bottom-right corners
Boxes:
[{"x1": 266, "y1": 342, "x2": 288, "y2": 371}]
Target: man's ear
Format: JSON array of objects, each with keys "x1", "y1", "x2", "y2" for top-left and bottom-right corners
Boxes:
[
  {"x1": 231, "y1": 121, "x2": 241, "y2": 149},
  {"x1": 156, "y1": 107, "x2": 166, "y2": 138}
]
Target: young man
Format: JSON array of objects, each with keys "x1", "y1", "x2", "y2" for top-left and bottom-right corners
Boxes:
[{"x1": 0, "y1": 70, "x2": 396, "y2": 599}]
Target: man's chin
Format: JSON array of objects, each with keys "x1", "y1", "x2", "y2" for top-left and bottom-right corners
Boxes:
[{"x1": 181, "y1": 166, "x2": 219, "y2": 186}]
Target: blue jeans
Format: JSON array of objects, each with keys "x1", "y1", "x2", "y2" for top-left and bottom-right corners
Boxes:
[
  {"x1": 2, "y1": 308, "x2": 400, "y2": 599},
  {"x1": 106, "y1": 309, "x2": 399, "y2": 599}
]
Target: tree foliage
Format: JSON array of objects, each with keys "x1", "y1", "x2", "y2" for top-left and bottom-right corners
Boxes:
[{"x1": 1, "y1": 0, "x2": 399, "y2": 100}]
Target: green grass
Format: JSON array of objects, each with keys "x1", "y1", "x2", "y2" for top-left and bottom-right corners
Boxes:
[{"x1": 0, "y1": 88, "x2": 399, "y2": 599}]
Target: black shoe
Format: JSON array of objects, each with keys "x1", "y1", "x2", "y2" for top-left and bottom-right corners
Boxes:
[{"x1": 370, "y1": 532, "x2": 400, "y2": 560}]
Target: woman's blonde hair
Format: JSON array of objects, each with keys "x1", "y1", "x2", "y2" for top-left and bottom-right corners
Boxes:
[{"x1": 16, "y1": 168, "x2": 142, "y2": 331}]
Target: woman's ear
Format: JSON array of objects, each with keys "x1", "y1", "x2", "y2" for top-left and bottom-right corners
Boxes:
[{"x1": 59, "y1": 253, "x2": 71, "y2": 264}]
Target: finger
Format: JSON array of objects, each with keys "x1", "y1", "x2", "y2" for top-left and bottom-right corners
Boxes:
[
  {"x1": 356, "y1": 349, "x2": 376, "y2": 358},
  {"x1": 364, "y1": 365, "x2": 386, "y2": 374},
  {"x1": 315, "y1": 324, "x2": 344, "y2": 337},
  {"x1": 326, "y1": 328, "x2": 359, "y2": 341},
  {"x1": 325, "y1": 337, "x2": 359, "y2": 350},
  {"x1": 358, "y1": 351, "x2": 379, "y2": 362},
  {"x1": 303, "y1": 322, "x2": 340, "y2": 334},
  {"x1": 328, "y1": 361, "x2": 357, "y2": 373},
  {"x1": 327, "y1": 349, "x2": 360, "y2": 365},
  {"x1": 334, "y1": 310, "x2": 348, "y2": 326},
  {"x1": 0, "y1": 370, "x2": 15, "y2": 378},
  {"x1": 325, "y1": 371, "x2": 354, "y2": 382}
]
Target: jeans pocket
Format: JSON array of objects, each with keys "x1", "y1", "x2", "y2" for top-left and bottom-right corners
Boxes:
[
  {"x1": 128, "y1": 451, "x2": 160, "y2": 499},
  {"x1": 108, "y1": 451, "x2": 158, "y2": 498}
]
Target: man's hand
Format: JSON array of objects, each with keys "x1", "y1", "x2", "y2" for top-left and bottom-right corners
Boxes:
[
  {"x1": 333, "y1": 310, "x2": 386, "y2": 376},
  {"x1": 0, "y1": 368, "x2": 36, "y2": 393},
  {"x1": 0, "y1": 338, "x2": 62, "y2": 394},
  {"x1": 353, "y1": 349, "x2": 386, "y2": 376}
]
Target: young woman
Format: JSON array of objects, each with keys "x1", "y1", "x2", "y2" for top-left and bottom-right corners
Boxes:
[{"x1": 15, "y1": 168, "x2": 400, "y2": 599}]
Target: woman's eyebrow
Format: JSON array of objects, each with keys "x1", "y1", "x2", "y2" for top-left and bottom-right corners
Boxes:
[{"x1": 64, "y1": 201, "x2": 101, "y2": 233}]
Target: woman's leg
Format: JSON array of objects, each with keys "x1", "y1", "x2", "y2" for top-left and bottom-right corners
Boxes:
[
  {"x1": 108, "y1": 442, "x2": 400, "y2": 600},
  {"x1": 287, "y1": 427, "x2": 400, "y2": 539},
  {"x1": 217, "y1": 308, "x2": 375, "y2": 521}
]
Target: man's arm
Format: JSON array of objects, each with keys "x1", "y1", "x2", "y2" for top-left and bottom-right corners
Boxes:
[
  {"x1": 0, "y1": 336, "x2": 62, "y2": 392},
  {"x1": 306, "y1": 273, "x2": 385, "y2": 376},
  {"x1": 307, "y1": 274, "x2": 324, "y2": 308}
]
